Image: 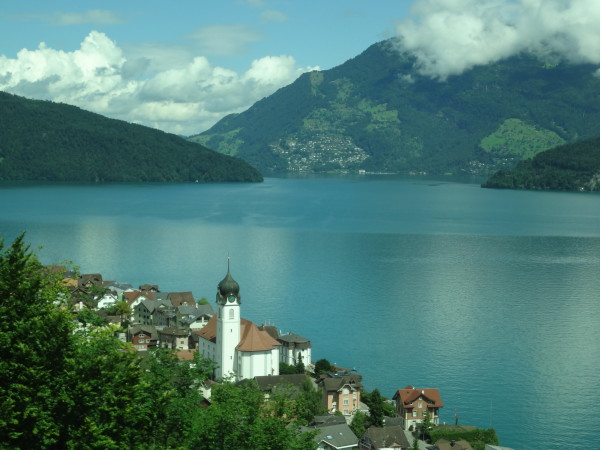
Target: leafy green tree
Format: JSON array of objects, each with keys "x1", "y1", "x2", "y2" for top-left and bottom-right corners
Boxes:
[
  {"x1": 350, "y1": 410, "x2": 368, "y2": 438},
  {"x1": 295, "y1": 377, "x2": 325, "y2": 424},
  {"x1": 59, "y1": 326, "x2": 142, "y2": 448},
  {"x1": 0, "y1": 234, "x2": 75, "y2": 448},
  {"x1": 188, "y1": 381, "x2": 316, "y2": 449},
  {"x1": 314, "y1": 358, "x2": 332, "y2": 375},
  {"x1": 367, "y1": 388, "x2": 385, "y2": 427},
  {"x1": 280, "y1": 361, "x2": 299, "y2": 374}
]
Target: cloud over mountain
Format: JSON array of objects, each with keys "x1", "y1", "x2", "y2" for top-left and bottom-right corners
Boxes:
[
  {"x1": 0, "y1": 31, "x2": 315, "y2": 135},
  {"x1": 395, "y1": 0, "x2": 600, "y2": 80}
]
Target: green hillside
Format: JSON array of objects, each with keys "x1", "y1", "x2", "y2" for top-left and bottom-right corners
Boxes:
[
  {"x1": 482, "y1": 137, "x2": 600, "y2": 191},
  {"x1": 0, "y1": 91, "x2": 262, "y2": 182},
  {"x1": 190, "y1": 39, "x2": 600, "y2": 175}
]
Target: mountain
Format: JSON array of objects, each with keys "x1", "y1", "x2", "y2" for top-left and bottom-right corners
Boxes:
[
  {"x1": 0, "y1": 91, "x2": 262, "y2": 182},
  {"x1": 190, "y1": 39, "x2": 600, "y2": 176},
  {"x1": 482, "y1": 136, "x2": 600, "y2": 191}
]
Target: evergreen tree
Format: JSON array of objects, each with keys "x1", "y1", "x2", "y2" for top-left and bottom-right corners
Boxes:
[{"x1": 0, "y1": 234, "x2": 75, "y2": 447}]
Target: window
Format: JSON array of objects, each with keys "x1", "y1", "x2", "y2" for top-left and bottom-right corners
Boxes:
[
  {"x1": 343, "y1": 399, "x2": 349, "y2": 406},
  {"x1": 412, "y1": 411, "x2": 417, "y2": 417},
  {"x1": 418, "y1": 401, "x2": 423, "y2": 408},
  {"x1": 229, "y1": 309, "x2": 234, "y2": 320}
]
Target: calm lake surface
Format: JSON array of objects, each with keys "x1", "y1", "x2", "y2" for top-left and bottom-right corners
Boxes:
[{"x1": 2, "y1": 175, "x2": 599, "y2": 449}]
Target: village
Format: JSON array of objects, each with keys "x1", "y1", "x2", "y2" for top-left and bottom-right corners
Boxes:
[{"x1": 51, "y1": 265, "x2": 509, "y2": 450}]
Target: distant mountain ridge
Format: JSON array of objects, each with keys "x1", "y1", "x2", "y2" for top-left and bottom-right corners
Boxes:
[
  {"x1": 0, "y1": 91, "x2": 262, "y2": 183},
  {"x1": 190, "y1": 39, "x2": 600, "y2": 175}
]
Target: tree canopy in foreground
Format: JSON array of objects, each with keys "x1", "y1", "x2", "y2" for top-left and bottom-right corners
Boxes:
[{"x1": 0, "y1": 234, "x2": 315, "y2": 449}]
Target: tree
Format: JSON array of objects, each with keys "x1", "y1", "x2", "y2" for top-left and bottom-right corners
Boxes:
[
  {"x1": 350, "y1": 410, "x2": 368, "y2": 438},
  {"x1": 0, "y1": 234, "x2": 75, "y2": 448},
  {"x1": 367, "y1": 389, "x2": 385, "y2": 427},
  {"x1": 295, "y1": 353, "x2": 305, "y2": 374},
  {"x1": 187, "y1": 381, "x2": 317, "y2": 449},
  {"x1": 314, "y1": 358, "x2": 332, "y2": 375}
]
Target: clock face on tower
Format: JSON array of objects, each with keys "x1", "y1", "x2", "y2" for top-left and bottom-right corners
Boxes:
[{"x1": 227, "y1": 294, "x2": 236, "y2": 303}]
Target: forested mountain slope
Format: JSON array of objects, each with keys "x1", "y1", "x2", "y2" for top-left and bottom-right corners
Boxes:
[
  {"x1": 190, "y1": 39, "x2": 600, "y2": 175},
  {"x1": 0, "y1": 91, "x2": 262, "y2": 182},
  {"x1": 482, "y1": 136, "x2": 600, "y2": 191}
]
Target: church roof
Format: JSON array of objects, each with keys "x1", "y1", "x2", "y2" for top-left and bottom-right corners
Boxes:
[
  {"x1": 196, "y1": 315, "x2": 217, "y2": 342},
  {"x1": 237, "y1": 319, "x2": 281, "y2": 352},
  {"x1": 196, "y1": 316, "x2": 280, "y2": 352}
]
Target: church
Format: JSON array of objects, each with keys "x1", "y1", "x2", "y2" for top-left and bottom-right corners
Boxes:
[{"x1": 196, "y1": 265, "x2": 282, "y2": 381}]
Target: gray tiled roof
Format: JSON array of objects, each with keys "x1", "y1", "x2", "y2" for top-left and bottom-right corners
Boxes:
[{"x1": 304, "y1": 423, "x2": 358, "y2": 449}]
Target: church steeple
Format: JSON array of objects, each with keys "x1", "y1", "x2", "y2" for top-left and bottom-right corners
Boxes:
[
  {"x1": 217, "y1": 258, "x2": 240, "y2": 305},
  {"x1": 215, "y1": 258, "x2": 241, "y2": 379}
]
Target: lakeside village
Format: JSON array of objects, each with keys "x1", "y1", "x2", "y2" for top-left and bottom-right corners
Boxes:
[{"x1": 51, "y1": 264, "x2": 509, "y2": 450}]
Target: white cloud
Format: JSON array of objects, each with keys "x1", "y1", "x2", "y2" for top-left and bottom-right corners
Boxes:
[
  {"x1": 395, "y1": 0, "x2": 600, "y2": 80},
  {"x1": 46, "y1": 9, "x2": 125, "y2": 26},
  {"x1": 260, "y1": 10, "x2": 288, "y2": 23},
  {"x1": 185, "y1": 24, "x2": 264, "y2": 56},
  {"x1": 0, "y1": 30, "x2": 315, "y2": 136}
]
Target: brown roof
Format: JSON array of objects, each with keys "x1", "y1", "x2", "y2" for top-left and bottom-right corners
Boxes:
[
  {"x1": 196, "y1": 316, "x2": 280, "y2": 352},
  {"x1": 393, "y1": 386, "x2": 443, "y2": 407},
  {"x1": 237, "y1": 319, "x2": 281, "y2": 352},
  {"x1": 168, "y1": 291, "x2": 195, "y2": 307},
  {"x1": 196, "y1": 315, "x2": 217, "y2": 342},
  {"x1": 123, "y1": 290, "x2": 153, "y2": 303}
]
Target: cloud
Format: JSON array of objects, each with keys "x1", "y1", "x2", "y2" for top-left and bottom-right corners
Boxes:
[
  {"x1": 46, "y1": 9, "x2": 125, "y2": 26},
  {"x1": 185, "y1": 24, "x2": 264, "y2": 56},
  {"x1": 0, "y1": 31, "x2": 315, "y2": 136},
  {"x1": 260, "y1": 10, "x2": 288, "y2": 23},
  {"x1": 395, "y1": 0, "x2": 600, "y2": 80}
]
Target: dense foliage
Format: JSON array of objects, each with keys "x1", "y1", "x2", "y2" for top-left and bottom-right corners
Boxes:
[
  {"x1": 0, "y1": 91, "x2": 262, "y2": 182},
  {"x1": 191, "y1": 39, "x2": 600, "y2": 175},
  {"x1": 482, "y1": 136, "x2": 600, "y2": 190},
  {"x1": 429, "y1": 426, "x2": 499, "y2": 450},
  {"x1": 0, "y1": 234, "x2": 316, "y2": 449}
]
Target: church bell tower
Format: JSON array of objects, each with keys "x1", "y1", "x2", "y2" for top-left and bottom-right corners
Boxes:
[{"x1": 215, "y1": 261, "x2": 241, "y2": 379}]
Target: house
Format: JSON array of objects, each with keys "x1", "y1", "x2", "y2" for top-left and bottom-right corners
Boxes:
[
  {"x1": 158, "y1": 327, "x2": 190, "y2": 350},
  {"x1": 97, "y1": 290, "x2": 119, "y2": 309},
  {"x1": 104, "y1": 281, "x2": 134, "y2": 298},
  {"x1": 358, "y1": 425, "x2": 410, "y2": 450},
  {"x1": 301, "y1": 423, "x2": 358, "y2": 450},
  {"x1": 277, "y1": 332, "x2": 312, "y2": 367},
  {"x1": 139, "y1": 284, "x2": 160, "y2": 293},
  {"x1": 318, "y1": 373, "x2": 362, "y2": 416},
  {"x1": 128, "y1": 324, "x2": 158, "y2": 351},
  {"x1": 79, "y1": 273, "x2": 103, "y2": 289},
  {"x1": 196, "y1": 266, "x2": 281, "y2": 381},
  {"x1": 167, "y1": 291, "x2": 195, "y2": 307},
  {"x1": 124, "y1": 290, "x2": 153, "y2": 311},
  {"x1": 392, "y1": 385, "x2": 443, "y2": 431},
  {"x1": 177, "y1": 303, "x2": 214, "y2": 330},
  {"x1": 134, "y1": 299, "x2": 161, "y2": 325}
]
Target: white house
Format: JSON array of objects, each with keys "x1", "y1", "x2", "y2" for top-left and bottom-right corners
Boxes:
[
  {"x1": 278, "y1": 332, "x2": 312, "y2": 367},
  {"x1": 197, "y1": 266, "x2": 281, "y2": 381}
]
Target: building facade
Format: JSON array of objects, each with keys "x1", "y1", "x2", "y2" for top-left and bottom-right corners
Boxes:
[
  {"x1": 197, "y1": 266, "x2": 281, "y2": 381},
  {"x1": 392, "y1": 385, "x2": 443, "y2": 431}
]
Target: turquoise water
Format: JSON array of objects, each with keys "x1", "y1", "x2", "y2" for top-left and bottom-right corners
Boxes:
[{"x1": 2, "y1": 175, "x2": 599, "y2": 449}]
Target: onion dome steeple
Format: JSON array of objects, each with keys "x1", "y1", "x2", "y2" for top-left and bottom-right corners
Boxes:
[{"x1": 217, "y1": 258, "x2": 241, "y2": 304}]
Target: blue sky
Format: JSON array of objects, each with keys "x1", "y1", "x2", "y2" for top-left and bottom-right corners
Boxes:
[{"x1": 2, "y1": 0, "x2": 600, "y2": 136}]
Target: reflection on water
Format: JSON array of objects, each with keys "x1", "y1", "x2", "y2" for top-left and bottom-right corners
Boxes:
[{"x1": 1, "y1": 177, "x2": 600, "y2": 449}]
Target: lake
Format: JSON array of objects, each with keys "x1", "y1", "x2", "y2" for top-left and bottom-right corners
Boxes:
[{"x1": 1, "y1": 175, "x2": 599, "y2": 449}]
